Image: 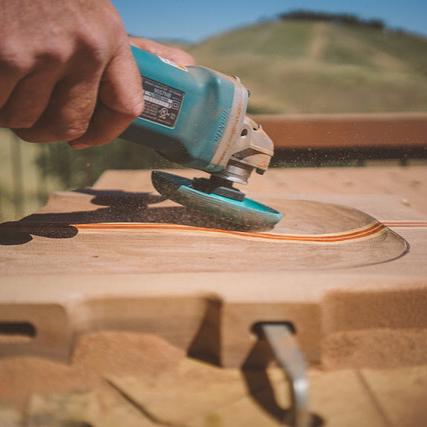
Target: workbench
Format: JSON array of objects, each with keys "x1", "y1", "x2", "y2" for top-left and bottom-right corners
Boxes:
[{"x1": 0, "y1": 165, "x2": 426, "y2": 426}]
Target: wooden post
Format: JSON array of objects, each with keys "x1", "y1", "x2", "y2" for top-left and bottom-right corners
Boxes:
[
  {"x1": 36, "y1": 144, "x2": 48, "y2": 204},
  {"x1": 10, "y1": 133, "x2": 24, "y2": 219},
  {"x1": 0, "y1": 184, "x2": 3, "y2": 222}
]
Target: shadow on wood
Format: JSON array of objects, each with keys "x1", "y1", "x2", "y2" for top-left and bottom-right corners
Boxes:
[
  {"x1": 0, "y1": 189, "x2": 247, "y2": 245},
  {"x1": 242, "y1": 337, "x2": 324, "y2": 426}
]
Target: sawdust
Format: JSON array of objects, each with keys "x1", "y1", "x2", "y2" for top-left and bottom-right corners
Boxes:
[
  {"x1": 0, "y1": 357, "x2": 80, "y2": 409},
  {"x1": 322, "y1": 328, "x2": 427, "y2": 369},
  {"x1": 73, "y1": 331, "x2": 184, "y2": 376},
  {"x1": 0, "y1": 332, "x2": 184, "y2": 410}
]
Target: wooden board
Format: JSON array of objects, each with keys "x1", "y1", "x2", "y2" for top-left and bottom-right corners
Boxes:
[
  {"x1": 0, "y1": 166, "x2": 426, "y2": 369},
  {"x1": 0, "y1": 191, "x2": 408, "y2": 273}
]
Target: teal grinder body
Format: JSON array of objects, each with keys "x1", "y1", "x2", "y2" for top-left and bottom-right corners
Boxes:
[{"x1": 121, "y1": 46, "x2": 273, "y2": 183}]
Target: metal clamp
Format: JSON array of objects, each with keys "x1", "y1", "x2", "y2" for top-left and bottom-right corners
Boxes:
[{"x1": 260, "y1": 323, "x2": 310, "y2": 427}]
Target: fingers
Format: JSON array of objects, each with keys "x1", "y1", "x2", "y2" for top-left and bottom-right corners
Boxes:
[
  {"x1": 14, "y1": 70, "x2": 101, "y2": 143},
  {"x1": 99, "y1": 43, "x2": 144, "y2": 115},
  {"x1": 69, "y1": 43, "x2": 143, "y2": 148},
  {"x1": 67, "y1": 102, "x2": 136, "y2": 150},
  {"x1": 16, "y1": 41, "x2": 142, "y2": 146},
  {"x1": 0, "y1": 67, "x2": 59, "y2": 129},
  {"x1": 0, "y1": 0, "x2": 140, "y2": 146},
  {"x1": 0, "y1": 48, "x2": 31, "y2": 109},
  {"x1": 5, "y1": 41, "x2": 102, "y2": 142},
  {"x1": 129, "y1": 37, "x2": 196, "y2": 66},
  {"x1": 0, "y1": 46, "x2": 71, "y2": 129},
  {"x1": 0, "y1": 71, "x2": 21, "y2": 111},
  {"x1": 13, "y1": 37, "x2": 107, "y2": 142},
  {"x1": 0, "y1": 50, "x2": 36, "y2": 125}
]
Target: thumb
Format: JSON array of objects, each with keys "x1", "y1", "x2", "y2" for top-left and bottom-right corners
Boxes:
[{"x1": 129, "y1": 36, "x2": 196, "y2": 66}]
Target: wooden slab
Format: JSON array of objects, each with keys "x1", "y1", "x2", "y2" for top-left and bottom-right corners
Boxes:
[
  {"x1": 0, "y1": 167, "x2": 426, "y2": 369},
  {"x1": 0, "y1": 190, "x2": 407, "y2": 273}
]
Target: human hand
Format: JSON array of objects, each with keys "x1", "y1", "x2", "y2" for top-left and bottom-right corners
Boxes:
[
  {"x1": 0, "y1": 0, "x2": 144, "y2": 148},
  {"x1": 70, "y1": 37, "x2": 195, "y2": 148}
]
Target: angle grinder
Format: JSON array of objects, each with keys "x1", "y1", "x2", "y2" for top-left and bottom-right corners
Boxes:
[{"x1": 121, "y1": 46, "x2": 282, "y2": 230}]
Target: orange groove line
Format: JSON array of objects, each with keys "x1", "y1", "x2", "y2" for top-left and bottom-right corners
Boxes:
[
  {"x1": 383, "y1": 220, "x2": 427, "y2": 228},
  {"x1": 74, "y1": 222, "x2": 386, "y2": 243}
]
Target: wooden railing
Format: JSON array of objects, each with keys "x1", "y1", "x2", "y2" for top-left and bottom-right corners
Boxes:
[
  {"x1": 1, "y1": 112, "x2": 427, "y2": 221},
  {"x1": 257, "y1": 112, "x2": 427, "y2": 165}
]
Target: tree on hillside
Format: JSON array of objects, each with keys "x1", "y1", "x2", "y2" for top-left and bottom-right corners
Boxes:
[{"x1": 279, "y1": 10, "x2": 385, "y2": 30}]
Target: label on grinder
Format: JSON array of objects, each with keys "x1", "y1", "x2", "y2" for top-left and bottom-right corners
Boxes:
[{"x1": 140, "y1": 77, "x2": 184, "y2": 128}]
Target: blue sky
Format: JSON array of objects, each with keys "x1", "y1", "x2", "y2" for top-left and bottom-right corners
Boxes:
[{"x1": 112, "y1": 0, "x2": 427, "y2": 41}]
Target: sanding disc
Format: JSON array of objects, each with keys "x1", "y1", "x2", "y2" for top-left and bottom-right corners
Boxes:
[{"x1": 151, "y1": 171, "x2": 283, "y2": 230}]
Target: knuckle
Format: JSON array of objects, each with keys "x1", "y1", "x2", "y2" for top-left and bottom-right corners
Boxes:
[
  {"x1": 127, "y1": 98, "x2": 144, "y2": 117},
  {"x1": 76, "y1": 33, "x2": 108, "y2": 67},
  {"x1": 0, "y1": 111, "x2": 36, "y2": 129},
  {"x1": 13, "y1": 129, "x2": 43, "y2": 143},
  {"x1": 10, "y1": 119, "x2": 37, "y2": 129},
  {"x1": 0, "y1": 44, "x2": 32, "y2": 75},
  {"x1": 60, "y1": 121, "x2": 90, "y2": 141},
  {"x1": 20, "y1": 125, "x2": 88, "y2": 143},
  {"x1": 17, "y1": 120, "x2": 90, "y2": 143},
  {"x1": 37, "y1": 46, "x2": 69, "y2": 66},
  {"x1": 18, "y1": 115, "x2": 39, "y2": 129},
  {"x1": 105, "y1": 8, "x2": 126, "y2": 34},
  {"x1": 115, "y1": 94, "x2": 144, "y2": 118}
]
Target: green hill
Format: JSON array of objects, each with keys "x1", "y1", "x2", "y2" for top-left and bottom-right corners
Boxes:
[
  {"x1": 2, "y1": 15, "x2": 427, "y2": 221},
  {"x1": 189, "y1": 18, "x2": 427, "y2": 113}
]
